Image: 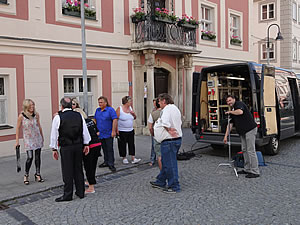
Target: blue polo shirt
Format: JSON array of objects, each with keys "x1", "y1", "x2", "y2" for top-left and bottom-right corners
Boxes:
[{"x1": 94, "y1": 106, "x2": 118, "y2": 139}]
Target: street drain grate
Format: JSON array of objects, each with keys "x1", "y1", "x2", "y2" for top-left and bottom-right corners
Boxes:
[{"x1": 0, "y1": 203, "x2": 9, "y2": 210}]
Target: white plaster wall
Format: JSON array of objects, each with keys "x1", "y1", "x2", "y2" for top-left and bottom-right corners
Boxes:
[
  {"x1": 110, "y1": 60, "x2": 130, "y2": 109},
  {"x1": 24, "y1": 55, "x2": 52, "y2": 152}
]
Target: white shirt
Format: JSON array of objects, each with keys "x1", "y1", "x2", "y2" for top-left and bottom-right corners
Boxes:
[
  {"x1": 160, "y1": 104, "x2": 182, "y2": 138},
  {"x1": 49, "y1": 108, "x2": 91, "y2": 150}
]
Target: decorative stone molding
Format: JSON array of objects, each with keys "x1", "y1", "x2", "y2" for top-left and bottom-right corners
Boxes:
[
  {"x1": 143, "y1": 50, "x2": 157, "y2": 68},
  {"x1": 132, "y1": 51, "x2": 142, "y2": 69},
  {"x1": 184, "y1": 54, "x2": 193, "y2": 69},
  {"x1": 178, "y1": 57, "x2": 184, "y2": 69}
]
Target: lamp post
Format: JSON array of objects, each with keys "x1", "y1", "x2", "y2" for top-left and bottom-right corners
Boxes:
[
  {"x1": 81, "y1": 0, "x2": 88, "y2": 115},
  {"x1": 267, "y1": 23, "x2": 284, "y2": 64}
]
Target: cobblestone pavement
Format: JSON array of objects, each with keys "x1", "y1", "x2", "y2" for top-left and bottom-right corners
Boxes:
[{"x1": 0, "y1": 136, "x2": 300, "y2": 224}]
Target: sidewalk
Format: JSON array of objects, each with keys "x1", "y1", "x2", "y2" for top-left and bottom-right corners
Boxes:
[{"x1": 0, "y1": 128, "x2": 207, "y2": 202}]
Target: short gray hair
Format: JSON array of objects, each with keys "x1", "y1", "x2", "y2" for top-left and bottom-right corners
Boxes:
[{"x1": 60, "y1": 97, "x2": 72, "y2": 109}]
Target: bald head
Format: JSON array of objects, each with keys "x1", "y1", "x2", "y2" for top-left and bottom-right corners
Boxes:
[{"x1": 60, "y1": 97, "x2": 72, "y2": 109}]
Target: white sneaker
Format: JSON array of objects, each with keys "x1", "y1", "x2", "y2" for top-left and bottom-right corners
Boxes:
[
  {"x1": 123, "y1": 158, "x2": 129, "y2": 164},
  {"x1": 132, "y1": 158, "x2": 141, "y2": 164}
]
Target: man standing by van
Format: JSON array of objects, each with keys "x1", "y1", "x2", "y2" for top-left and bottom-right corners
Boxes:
[{"x1": 223, "y1": 95, "x2": 260, "y2": 178}]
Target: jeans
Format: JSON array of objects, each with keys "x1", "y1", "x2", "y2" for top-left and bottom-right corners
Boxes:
[
  {"x1": 100, "y1": 137, "x2": 115, "y2": 166},
  {"x1": 155, "y1": 138, "x2": 182, "y2": 192},
  {"x1": 150, "y1": 136, "x2": 156, "y2": 164}
]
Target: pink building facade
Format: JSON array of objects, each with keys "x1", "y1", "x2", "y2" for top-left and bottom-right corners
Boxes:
[{"x1": 0, "y1": 0, "x2": 252, "y2": 156}]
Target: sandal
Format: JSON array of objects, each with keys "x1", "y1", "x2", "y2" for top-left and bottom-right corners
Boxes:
[
  {"x1": 24, "y1": 175, "x2": 29, "y2": 185},
  {"x1": 34, "y1": 173, "x2": 44, "y2": 182}
]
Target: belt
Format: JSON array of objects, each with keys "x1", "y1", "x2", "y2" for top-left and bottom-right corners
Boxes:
[{"x1": 162, "y1": 137, "x2": 182, "y2": 142}]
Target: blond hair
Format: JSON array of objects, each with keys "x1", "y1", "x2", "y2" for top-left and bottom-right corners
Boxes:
[
  {"x1": 22, "y1": 99, "x2": 36, "y2": 118},
  {"x1": 71, "y1": 98, "x2": 80, "y2": 108}
]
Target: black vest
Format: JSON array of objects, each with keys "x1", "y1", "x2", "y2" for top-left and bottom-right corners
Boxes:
[{"x1": 58, "y1": 110, "x2": 83, "y2": 147}]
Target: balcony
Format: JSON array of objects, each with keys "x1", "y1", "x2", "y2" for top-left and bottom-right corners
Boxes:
[{"x1": 131, "y1": 17, "x2": 200, "y2": 55}]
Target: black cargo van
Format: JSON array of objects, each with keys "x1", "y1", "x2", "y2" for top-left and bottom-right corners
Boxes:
[{"x1": 191, "y1": 62, "x2": 300, "y2": 155}]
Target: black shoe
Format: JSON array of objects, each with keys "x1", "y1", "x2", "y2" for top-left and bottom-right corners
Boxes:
[
  {"x1": 75, "y1": 192, "x2": 84, "y2": 199},
  {"x1": 55, "y1": 196, "x2": 72, "y2": 202},
  {"x1": 162, "y1": 188, "x2": 177, "y2": 194},
  {"x1": 150, "y1": 181, "x2": 165, "y2": 190},
  {"x1": 99, "y1": 163, "x2": 109, "y2": 168},
  {"x1": 245, "y1": 173, "x2": 260, "y2": 178},
  {"x1": 237, "y1": 170, "x2": 250, "y2": 175},
  {"x1": 109, "y1": 165, "x2": 116, "y2": 172}
]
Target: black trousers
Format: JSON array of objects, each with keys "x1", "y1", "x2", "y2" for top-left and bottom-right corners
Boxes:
[
  {"x1": 83, "y1": 146, "x2": 100, "y2": 185},
  {"x1": 118, "y1": 130, "x2": 135, "y2": 157},
  {"x1": 60, "y1": 144, "x2": 84, "y2": 199},
  {"x1": 100, "y1": 137, "x2": 114, "y2": 166},
  {"x1": 25, "y1": 148, "x2": 41, "y2": 175}
]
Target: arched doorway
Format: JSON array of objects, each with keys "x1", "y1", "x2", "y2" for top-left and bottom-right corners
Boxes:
[{"x1": 154, "y1": 68, "x2": 169, "y2": 97}]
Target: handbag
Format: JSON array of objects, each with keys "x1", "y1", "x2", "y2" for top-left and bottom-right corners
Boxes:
[{"x1": 153, "y1": 118, "x2": 170, "y2": 143}]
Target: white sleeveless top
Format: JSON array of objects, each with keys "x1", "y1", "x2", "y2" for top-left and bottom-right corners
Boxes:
[{"x1": 118, "y1": 106, "x2": 134, "y2": 132}]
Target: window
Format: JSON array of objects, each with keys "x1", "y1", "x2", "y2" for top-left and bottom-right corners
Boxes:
[
  {"x1": 298, "y1": 6, "x2": 300, "y2": 22},
  {"x1": 0, "y1": 77, "x2": 7, "y2": 125},
  {"x1": 293, "y1": 41, "x2": 297, "y2": 61},
  {"x1": 0, "y1": 0, "x2": 8, "y2": 4},
  {"x1": 230, "y1": 14, "x2": 240, "y2": 38},
  {"x1": 293, "y1": 2, "x2": 297, "y2": 21},
  {"x1": 63, "y1": 76, "x2": 93, "y2": 115},
  {"x1": 201, "y1": 5, "x2": 213, "y2": 32},
  {"x1": 62, "y1": 0, "x2": 96, "y2": 20},
  {"x1": 261, "y1": 42, "x2": 275, "y2": 60},
  {"x1": 261, "y1": 3, "x2": 275, "y2": 20}
]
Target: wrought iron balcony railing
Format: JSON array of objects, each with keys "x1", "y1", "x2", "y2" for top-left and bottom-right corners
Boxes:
[{"x1": 133, "y1": 17, "x2": 197, "y2": 48}]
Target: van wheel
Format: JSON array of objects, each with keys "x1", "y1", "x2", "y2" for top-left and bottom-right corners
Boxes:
[
  {"x1": 264, "y1": 136, "x2": 279, "y2": 155},
  {"x1": 211, "y1": 144, "x2": 225, "y2": 150}
]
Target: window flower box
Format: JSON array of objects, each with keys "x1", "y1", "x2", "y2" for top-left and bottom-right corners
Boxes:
[
  {"x1": 230, "y1": 36, "x2": 242, "y2": 45},
  {"x1": 62, "y1": 0, "x2": 96, "y2": 20},
  {"x1": 177, "y1": 14, "x2": 199, "y2": 29},
  {"x1": 201, "y1": 31, "x2": 216, "y2": 41},
  {"x1": 151, "y1": 15, "x2": 175, "y2": 24},
  {"x1": 131, "y1": 7, "x2": 146, "y2": 23},
  {"x1": 0, "y1": 0, "x2": 8, "y2": 4}
]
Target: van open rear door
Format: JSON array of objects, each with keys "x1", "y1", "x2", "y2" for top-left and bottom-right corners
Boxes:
[{"x1": 261, "y1": 65, "x2": 278, "y2": 136}]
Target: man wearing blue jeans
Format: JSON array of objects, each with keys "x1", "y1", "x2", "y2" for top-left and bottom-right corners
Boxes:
[
  {"x1": 95, "y1": 96, "x2": 118, "y2": 172},
  {"x1": 150, "y1": 93, "x2": 182, "y2": 193}
]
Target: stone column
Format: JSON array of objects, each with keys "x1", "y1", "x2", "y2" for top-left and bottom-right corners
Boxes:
[
  {"x1": 183, "y1": 54, "x2": 193, "y2": 127},
  {"x1": 143, "y1": 50, "x2": 156, "y2": 134},
  {"x1": 132, "y1": 51, "x2": 144, "y2": 134},
  {"x1": 178, "y1": 57, "x2": 184, "y2": 115}
]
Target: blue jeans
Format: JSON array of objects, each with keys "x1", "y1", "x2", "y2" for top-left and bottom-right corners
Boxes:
[
  {"x1": 150, "y1": 136, "x2": 156, "y2": 164},
  {"x1": 155, "y1": 138, "x2": 182, "y2": 192}
]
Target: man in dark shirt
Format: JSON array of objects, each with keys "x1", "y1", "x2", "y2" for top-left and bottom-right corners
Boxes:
[{"x1": 223, "y1": 95, "x2": 260, "y2": 178}]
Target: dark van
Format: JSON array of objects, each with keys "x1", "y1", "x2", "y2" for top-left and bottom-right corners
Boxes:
[{"x1": 191, "y1": 62, "x2": 300, "y2": 155}]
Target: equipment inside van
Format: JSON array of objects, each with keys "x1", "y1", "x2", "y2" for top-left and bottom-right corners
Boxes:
[{"x1": 191, "y1": 63, "x2": 300, "y2": 155}]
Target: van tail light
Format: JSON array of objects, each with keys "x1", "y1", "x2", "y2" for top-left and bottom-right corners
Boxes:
[
  {"x1": 195, "y1": 112, "x2": 198, "y2": 126},
  {"x1": 253, "y1": 111, "x2": 260, "y2": 128}
]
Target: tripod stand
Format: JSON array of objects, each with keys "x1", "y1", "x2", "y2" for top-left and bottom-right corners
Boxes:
[{"x1": 215, "y1": 116, "x2": 238, "y2": 178}]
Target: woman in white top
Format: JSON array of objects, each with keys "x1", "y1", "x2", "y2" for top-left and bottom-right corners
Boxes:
[{"x1": 116, "y1": 96, "x2": 141, "y2": 164}]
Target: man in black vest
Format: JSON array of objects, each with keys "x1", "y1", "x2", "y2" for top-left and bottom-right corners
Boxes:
[
  {"x1": 50, "y1": 97, "x2": 91, "y2": 202},
  {"x1": 223, "y1": 95, "x2": 260, "y2": 178}
]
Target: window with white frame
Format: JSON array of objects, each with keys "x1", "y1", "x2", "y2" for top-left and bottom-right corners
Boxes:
[
  {"x1": 62, "y1": 0, "x2": 96, "y2": 20},
  {"x1": 293, "y1": 41, "x2": 297, "y2": 60},
  {"x1": 63, "y1": 76, "x2": 94, "y2": 115},
  {"x1": 298, "y1": 41, "x2": 300, "y2": 60},
  {"x1": 230, "y1": 14, "x2": 240, "y2": 39},
  {"x1": 261, "y1": 42, "x2": 275, "y2": 60},
  {"x1": 201, "y1": 5, "x2": 213, "y2": 32},
  {"x1": 293, "y1": 2, "x2": 297, "y2": 21},
  {"x1": 261, "y1": 3, "x2": 275, "y2": 20},
  {"x1": 298, "y1": 6, "x2": 300, "y2": 22},
  {"x1": 0, "y1": 76, "x2": 7, "y2": 125}
]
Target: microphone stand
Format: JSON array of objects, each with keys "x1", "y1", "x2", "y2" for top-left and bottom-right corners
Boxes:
[{"x1": 215, "y1": 115, "x2": 238, "y2": 178}]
